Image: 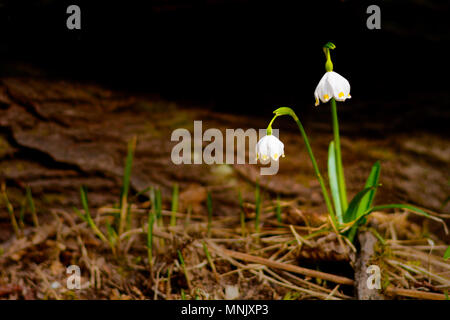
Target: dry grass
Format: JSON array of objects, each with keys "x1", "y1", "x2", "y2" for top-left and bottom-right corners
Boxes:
[{"x1": 0, "y1": 195, "x2": 448, "y2": 300}]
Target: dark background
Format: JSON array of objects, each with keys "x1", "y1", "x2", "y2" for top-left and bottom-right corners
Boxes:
[{"x1": 0, "y1": 0, "x2": 449, "y2": 132}]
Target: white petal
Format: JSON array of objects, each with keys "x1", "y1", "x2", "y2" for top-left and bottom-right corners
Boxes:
[
  {"x1": 256, "y1": 135, "x2": 284, "y2": 162},
  {"x1": 327, "y1": 71, "x2": 351, "y2": 102},
  {"x1": 314, "y1": 72, "x2": 334, "y2": 105},
  {"x1": 256, "y1": 135, "x2": 270, "y2": 161},
  {"x1": 314, "y1": 71, "x2": 351, "y2": 105}
]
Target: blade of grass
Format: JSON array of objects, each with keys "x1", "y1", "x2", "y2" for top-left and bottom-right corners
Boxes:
[
  {"x1": 275, "y1": 194, "x2": 282, "y2": 225},
  {"x1": 1, "y1": 185, "x2": 20, "y2": 238},
  {"x1": 26, "y1": 186, "x2": 39, "y2": 227},
  {"x1": 155, "y1": 188, "x2": 163, "y2": 225},
  {"x1": 155, "y1": 188, "x2": 164, "y2": 248},
  {"x1": 170, "y1": 184, "x2": 179, "y2": 227},
  {"x1": 178, "y1": 250, "x2": 191, "y2": 289},
  {"x1": 119, "y1": 136, "x2": 137, "y2": 237},
  {"x1": 202, "y1": 241, "x2": 218, "y2": 279},
  {"x1": 328, "y1": 141, "x2": 342, "y2": 223},
  {"x1": 106, "y1": 221, "x2": 118, "y2": 248},
  {"x1": 79, "y1": 186, "x2": 109, "y2": 244},
  {"x1": 147, "y1": 210, "x2": 155, "y2": 267}
]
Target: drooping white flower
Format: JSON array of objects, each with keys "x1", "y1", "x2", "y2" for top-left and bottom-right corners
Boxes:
[
  {"x1": 256, "y1": 134, "x2": 284, "y2": 161},
  {"x1": 314, "y1": 71, "x2": 351, "y2": 106}
]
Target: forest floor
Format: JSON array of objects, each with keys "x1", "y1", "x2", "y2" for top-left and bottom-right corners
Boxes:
[{"x1": 0, "y1": 78, "x2": 449, "y2": 299}]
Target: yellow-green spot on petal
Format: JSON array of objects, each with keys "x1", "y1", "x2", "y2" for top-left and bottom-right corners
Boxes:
[
  {"x1": 338, "y1": 92, "x2": 344, "y2": 98},
  {"x1": 323, "y1": 94, "x2": 329, "y2": 100}
]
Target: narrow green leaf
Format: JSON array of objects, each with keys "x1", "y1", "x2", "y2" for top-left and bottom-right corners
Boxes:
[
  {"x1": 121, "y1": 136, "x2": 136, "y2": 206},
  {"x1": 328, "y1": 141, "x2": 342, "y2": 223},
  {"x1": 343, "y1": 185, "x2": 380, "y2": 223},
  {"x1": 357, "y1": 161, "x2": 380, "y2": 216},
  {"x1": 170, "y1": 183, "x2": 179, "y2": 227},
  {"x1": 79, "y1": 187, "x2": 108, "y2": 244},
  {"x1": 80, "y1": 187, "x2": 90, "y2": 219},
  {"x1": 177, "y1": 250, "x2": 185, "y2": 267},
  {"x1": 275, "y1": 194, "x2": 282, "y2": 224},
  {"x1": 370, "y1": 204, "x2": 430, "y2": 217},
  {"x1": 73, "y1": 206, "x2": 87, "y2": 222},
  {"x1": 106, "y1": 221, "x2": 117, "y2": 246},
  {"x1": 155, "y1": 188, "x2": 162, "y2": 222},
  {"x1": 353, "y1": 204, "x2": 431, "y2": 227},
  {"x1": 147, "y1": 210, "x2": 155, "y2": 266},
  {"x1": 444, "y1": 246, "x2": 450, "y2": 260}
]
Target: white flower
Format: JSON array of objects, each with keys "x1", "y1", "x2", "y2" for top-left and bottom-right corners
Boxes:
[
  {"x1": 256, "y1": 134, "x2": 284, "y2": 161},
  {"x1": 314, "y1": 71, "x2": 351, "y2": 106}
]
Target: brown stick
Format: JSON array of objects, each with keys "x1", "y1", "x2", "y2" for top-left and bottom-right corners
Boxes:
[
  {"x1": 215, "y1": 247, "x2": 354, "y2": 286},
  {"x1": 355, "y1": 231, "x2": 385, "y2": 300},
  {"x1": 385, "y1": 286, "x2": 447, "y2": 300}
]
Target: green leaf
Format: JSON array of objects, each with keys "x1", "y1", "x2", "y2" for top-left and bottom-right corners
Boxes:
[
  {"x1": 343, "y1": 185, "x2": 379, "y2": 223},
  {"x1": 328, "y1": 141, "x2": 343, "y2": 223},
  {"x1": 353, "y1": 204, "x2": 431, "y2": 227},
  {"x1": 444, "y1": 246, "x2": 450, "y2": 260},
  {"x1": 357, "y1": 161, "x2": 381, "y2": 216},
  {"x1": 106, "y1": 221, "x2": 117, "y2": 246},
  {"x1": 371, "y1": 204, "x2": 430, "y2": 217},
  {"x1": 170, "y1": 183, "x2": 179, "y2": 227},
  {"x1": 80, "y1": 187, "x2": 91, "y2": 221},
  {"x1": 121, "y1": 136, "x2": 136, "y2": 206},
  {"x1": 275, "y1": 194, "x2": 282, "y2": 224},
  {"x1": 73, "y1": 206, "x2": 87, "y2": 222}
]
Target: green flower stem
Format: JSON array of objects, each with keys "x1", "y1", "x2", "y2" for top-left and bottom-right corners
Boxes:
[
  {"x1": 330, "y1": 98, "x2": 348, "y2": 211},
  {"x1": 266, "y1": 116, "x2": 277, "y2": 135},
  {"x1": 291, "y1": 114, "x2": 338, "y2": 226}
]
